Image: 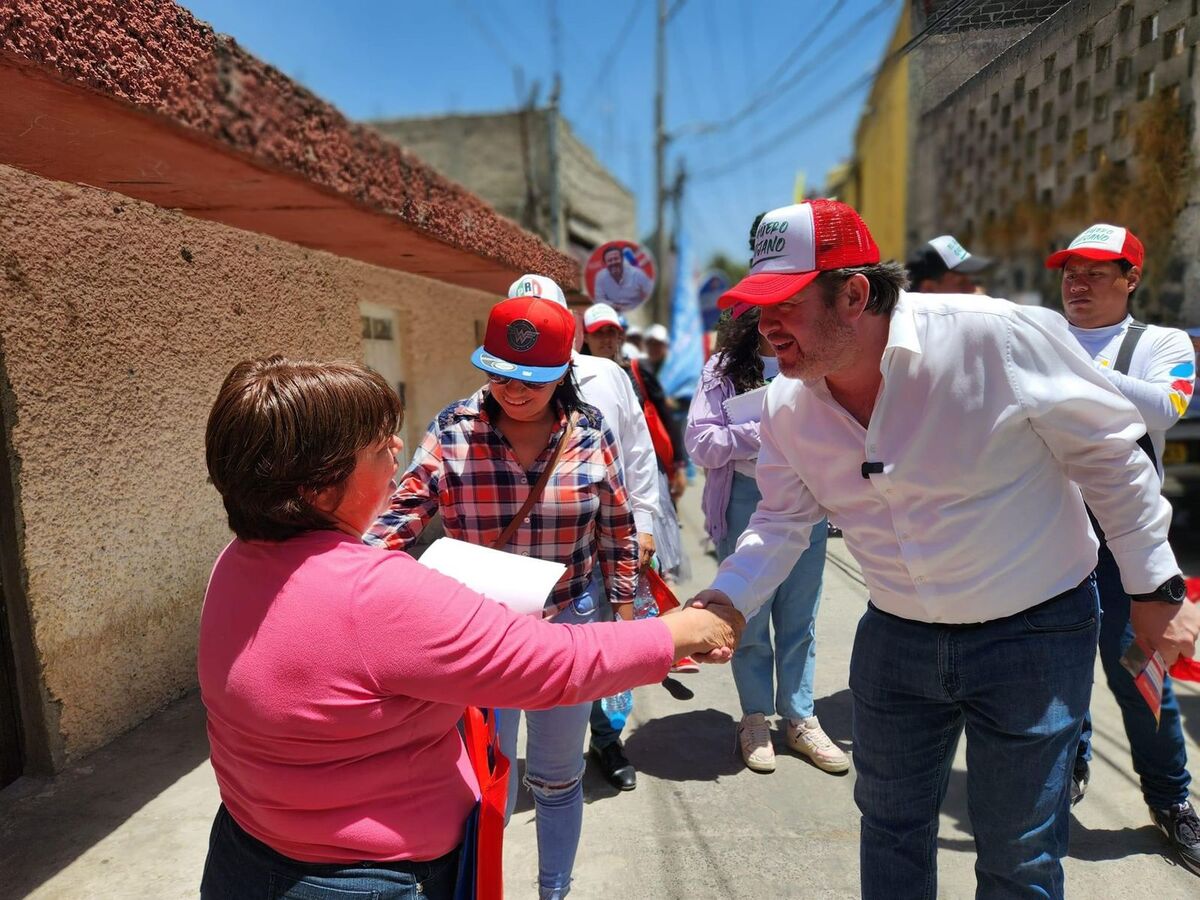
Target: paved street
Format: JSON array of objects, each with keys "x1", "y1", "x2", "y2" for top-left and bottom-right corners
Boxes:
[{"x1": 1, "y1": 486, "x2": 1198, "y2": 898}]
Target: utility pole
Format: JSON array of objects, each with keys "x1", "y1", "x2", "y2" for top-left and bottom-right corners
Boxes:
[
  {"x1": 547, "y1": 74, "x2": 564, "y2": 250},
  {"x1": 653, "y1": 0, "x2": 668, "y2": 324}
]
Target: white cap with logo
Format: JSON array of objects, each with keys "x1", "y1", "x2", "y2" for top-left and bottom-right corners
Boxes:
[{"x1": 507, "y1": 274, "x2": 568, "y2": 308}]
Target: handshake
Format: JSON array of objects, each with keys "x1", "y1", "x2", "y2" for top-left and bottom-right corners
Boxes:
[{"x1": 660, "y1": 588, "x2": 744, "y2": 664}]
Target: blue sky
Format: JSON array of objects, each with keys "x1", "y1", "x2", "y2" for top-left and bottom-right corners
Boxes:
[{"x1": 182, "y1": 0, "x2": 899, "y2": 266}]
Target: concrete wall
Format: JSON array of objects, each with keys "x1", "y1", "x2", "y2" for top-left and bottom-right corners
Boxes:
[
  {"x1": 0, "y1": 163, "x2": 496, "y2": 766},
  {"x1": 908, "y1": 0, "x2": 1199, "y2": 322},
  {"x1": 370, "y1": 110, "x2": 637, "y2": 262}
]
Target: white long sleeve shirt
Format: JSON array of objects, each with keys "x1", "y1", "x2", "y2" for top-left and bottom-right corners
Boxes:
[
  {"x1": 1067, "y1": 314, "x2": 1195, "y2": 477},
  {"x1": 712, "y1": 292, "x2": 1178, "y2": 624},
  {"x1": 573, "y1": 353, "x2": 661, "y2": 535}
]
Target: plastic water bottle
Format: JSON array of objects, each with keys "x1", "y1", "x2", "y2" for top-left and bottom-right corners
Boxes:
[
  {"x1": 600, "y1": 690, "x2": 633, "y2": 730},
  {"x1": 632, "y1": 574, "x2": 658, "y2": 620}
]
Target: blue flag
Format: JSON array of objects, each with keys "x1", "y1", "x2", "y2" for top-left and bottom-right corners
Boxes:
[{"x1": 658, "y1": 231, "x2": 704, "y2": 400}]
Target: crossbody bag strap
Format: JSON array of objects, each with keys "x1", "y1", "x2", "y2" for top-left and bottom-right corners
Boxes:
[
  {"x1": 1113, "y1": 319, "x2": 1147, "y2": 376},
  {"x1": 1112, "y1": 320, "x2": 1159, "y2": 472},
  {"x1": 629, "y1": 357, "x2": 648, "y2": 400},
  {"x1": 489, "y1": 414, "x2": 576, "y2": 551}
]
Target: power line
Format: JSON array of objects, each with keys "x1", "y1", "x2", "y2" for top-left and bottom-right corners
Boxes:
[
  {"x1": 674, "y1": 0, "x2": 893, "y2": 139},
  {"x1": 577, "y1": 0, "x2": 646, "y2": 113},
  {"x1": 690, "y1": 0, "x2": 981, "y2": 182}
]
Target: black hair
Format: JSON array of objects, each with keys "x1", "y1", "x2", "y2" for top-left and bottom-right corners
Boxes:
[
  {"x1": 716, "y1": 308, "x2": 766, "y2": 394},
  {"x1": 815, "y1": 261, "x2": 910, "y2": 315}
]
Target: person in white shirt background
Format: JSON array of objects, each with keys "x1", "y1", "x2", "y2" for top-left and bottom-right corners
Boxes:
[
  {"x1": 507, "y1": 275, "x2": 662, "y2": 794},
  {"x1": 1048, "y1": 224, "x2": 1199, "y2": 875},
  {"x1": 689, "y1": 199, "x2": 1197, "y2": 899},
  {"x1": 593, "y1": 245, "x2": 654, "y2": 312}
]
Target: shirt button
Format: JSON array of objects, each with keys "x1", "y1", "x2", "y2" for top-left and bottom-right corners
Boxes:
[
  {"x1": 915, "y1": 576, "x2": 926, "y2": 583},
  {"x1": 521, "y1": 551, "x2": 530, "y2": 557}
]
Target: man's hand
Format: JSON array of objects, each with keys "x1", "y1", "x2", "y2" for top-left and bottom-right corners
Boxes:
[
  {"x1": 660, "y1": 598, "x2": 744, "y2": 663},
  {"x1": 1130, "y1": 599, "x2": 1200, "y2": 666},
  {"x1": 688, "y1": 589, "x2": 736, "y2": 663},
  {"x1": 637, "y1": 533, "x2": 656, "y2": 570},
  {"x1": 670, "y1": 467, "x2": 687, "y2": 500}
]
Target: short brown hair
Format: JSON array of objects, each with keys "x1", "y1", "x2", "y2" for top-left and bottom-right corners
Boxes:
[{"x1": 205, "y1": 357, "x2": 403, "y2": 541}]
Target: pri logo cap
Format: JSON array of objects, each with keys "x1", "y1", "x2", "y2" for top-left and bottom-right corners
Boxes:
[
  {"x1": 1045, "y1": 224, "x2": 1145, "y2": 269},
  {"x1": 718, "y1": 199, "x2": 880, "y2": 308},
  {"x1": 507, "y1": 274, "x2": 568, "y2": 308},
  {"x1": 471, "y1": 296, "x2": 575, "y2": 383}
]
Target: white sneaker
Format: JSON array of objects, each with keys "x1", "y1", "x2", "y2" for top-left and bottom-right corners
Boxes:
[
  {"x1": 786, "y1": 716, "x2": 850, "y2": 773},
  {"x1": 737, "y1": 713, "x2": 776, "y2": 773}
]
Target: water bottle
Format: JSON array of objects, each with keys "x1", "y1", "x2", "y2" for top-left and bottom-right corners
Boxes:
[
  {"x1": 600, "y1": 690, "x2": 633, "y2": 730},
  {"x1": 632, "y1": 573, "x2": 658, "y2": 620}
]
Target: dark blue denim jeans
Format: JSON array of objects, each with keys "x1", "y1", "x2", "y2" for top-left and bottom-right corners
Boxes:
[
  {"x1": 849, "y1": 578, "x2": 1099, "y2": 900},
  {"x1": 200, "y1": 805, "x2": 460, "y2": 899}
]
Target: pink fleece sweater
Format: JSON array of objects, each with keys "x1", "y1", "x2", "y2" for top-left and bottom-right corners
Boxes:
[{"x1": 198, "y1": 530, "x2": 674, "y2": 863}]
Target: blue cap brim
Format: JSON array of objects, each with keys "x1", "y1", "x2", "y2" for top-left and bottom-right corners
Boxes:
[{"x1": 470, "y1": 346, "x2": 569, "y2": 384}]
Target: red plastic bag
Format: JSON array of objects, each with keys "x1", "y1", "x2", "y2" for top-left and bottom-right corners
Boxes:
[
  {"x1": 1167, "y1": 577, "x2": 1200, "y2": 683},
  {"x1": 461, "y1": 707, "x2": 509, "y2": 900},
  {"x1": 642, "y1": 566, "x2": 680, "y2": 614}
]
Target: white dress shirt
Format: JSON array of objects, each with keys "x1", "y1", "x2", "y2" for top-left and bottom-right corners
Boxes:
[
  {"x1": 712, "y1": 292, "x2": 1177, "y2": 624},
  {"x1": 572, "y1": 353, "x2": 661, "y2": 535},
  {"x1": 593, "y1": 266, "x2": 653, "y2": 311}
]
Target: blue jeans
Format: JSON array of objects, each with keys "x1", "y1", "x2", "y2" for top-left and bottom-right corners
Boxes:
[
  {"x1": 200, "y1": 804, "x2": 459, "y2": 899},
  {"x1": 588, "y1": 578, "x2": 626, "y2": 749},
  {"x1": 849, "y1": 578, "x2": 1099, "y2": 900},
  {"x1": 1076, "y1": 541, "x2": 1191, "y2": 808},
  {"x1": 498, "y1": 592, "x2": 598, "y2": 899},
  {"x1": 717, "y1": 471, "x2": 827, "y2": 720}
]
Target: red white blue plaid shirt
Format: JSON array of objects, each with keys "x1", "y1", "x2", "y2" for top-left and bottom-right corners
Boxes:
[{"x1": 367, "y1": 389, "x2": 638, "y2": 615}]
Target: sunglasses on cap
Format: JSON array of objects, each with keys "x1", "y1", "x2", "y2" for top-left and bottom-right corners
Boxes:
[{"x1": 486, "y1": 372, "x2": 557, "y2": 389}]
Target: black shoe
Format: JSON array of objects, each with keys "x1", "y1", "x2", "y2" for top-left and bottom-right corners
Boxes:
[
  {"x1": 1070, "y1": 760, "x2": 1089, "y2": 807},
  {"x1": 590, "y1": 741, "x2": 636, "y2": 791},
  {"x1": 1150, "y1": 801, "x2": 1200, "y2": 875}
]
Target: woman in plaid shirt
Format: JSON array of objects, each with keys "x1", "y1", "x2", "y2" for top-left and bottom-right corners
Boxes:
[{"x1": 370, "y1": 296, "x2": 637, "y2": 899}]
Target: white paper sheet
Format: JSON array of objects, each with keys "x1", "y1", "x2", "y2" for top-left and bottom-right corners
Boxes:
[
  {"x1": 417, "y1": 537, "x2": 565, "y2": 617},
  {"x1": 722, "y1": 383, "x2": 769, "y2": 425}
]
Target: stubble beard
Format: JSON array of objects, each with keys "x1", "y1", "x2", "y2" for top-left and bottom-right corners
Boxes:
[{"x1": 778, "y1": 312, "x2": 856, "y2": 383}]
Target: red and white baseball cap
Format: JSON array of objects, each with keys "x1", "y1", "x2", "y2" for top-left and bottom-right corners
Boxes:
[
  {"x1": 508, "y1": 273, "x2": 568, "y2": 308},
  {"x1": 1045, "y1": 223, "x2": 1145, "y2": 269},
  {"x1": 582, "y1": 303, "x2": 623, "y2": 333},
  {"x1": 471, "y1": 296, "x2": 575, "y2": 383},
  {"x1": 718, "y1": 199, "x2": 880, "y2": 309}
]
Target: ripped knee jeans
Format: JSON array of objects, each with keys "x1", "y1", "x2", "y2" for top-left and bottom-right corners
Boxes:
[{"x1": 496, "y1": 593, "x2": 597, "y2": 899}]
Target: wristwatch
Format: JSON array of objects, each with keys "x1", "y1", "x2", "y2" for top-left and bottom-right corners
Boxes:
[{"x1": 1130, "y1": 574, "x2": 1187, "y2": 605}]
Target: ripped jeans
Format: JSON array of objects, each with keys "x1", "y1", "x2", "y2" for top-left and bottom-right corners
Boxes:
[{"x1": 497, "y1": 588, "x2": 597, "y2": 900}]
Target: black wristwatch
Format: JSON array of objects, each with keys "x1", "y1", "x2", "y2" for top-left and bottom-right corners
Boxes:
[{"x1": 1130, "y1": 575, "x2": 1187, "y2": 605}]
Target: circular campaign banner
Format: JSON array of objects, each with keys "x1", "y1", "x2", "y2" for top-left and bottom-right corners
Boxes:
[{"x1": 584, "y1": 240, "x2": 657, "y2": 312}]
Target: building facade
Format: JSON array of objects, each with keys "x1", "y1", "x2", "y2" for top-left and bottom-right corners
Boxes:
[
  {"x1": 0, "y1": 0, "x2": 578, "y2": 786},
  {"x1": 371, "y1": 110, "x2": 638, "y2": 272},
  {"x1": 911, "y1": 0, "x2": 1199, "y2": 322}
]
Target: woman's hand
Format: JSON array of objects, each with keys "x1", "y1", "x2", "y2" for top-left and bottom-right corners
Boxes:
[{"x1": 661, "y1": 603, "x2": 744, "y2": 663}]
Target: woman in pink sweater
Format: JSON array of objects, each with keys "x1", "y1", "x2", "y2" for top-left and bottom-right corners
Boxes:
[{"x1": 197, "y1": 357, "x2": 741, "y2": 900}]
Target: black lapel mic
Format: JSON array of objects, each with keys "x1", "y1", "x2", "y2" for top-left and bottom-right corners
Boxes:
[{"x1": 861, "y1": 461, "x2": 884, "y2": 479}]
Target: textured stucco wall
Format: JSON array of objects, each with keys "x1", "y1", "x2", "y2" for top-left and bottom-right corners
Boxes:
[{"x1": 0, "y1": 163, "x2": 496, "y2": 763}]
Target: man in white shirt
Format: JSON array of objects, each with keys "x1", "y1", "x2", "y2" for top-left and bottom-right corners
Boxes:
[
  {"x1": 690, "y1": 200, "x2": 1197, "y2": 899},
  {"x1": 508, "y1": 274, "x2": 659, "y2": 791},
  {"x1": 593, "y1": 245, "x2": 654, "y2": 311},
  {"x1": 1049, "y1": 224, "x2": 1199, "y2": 875}
]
